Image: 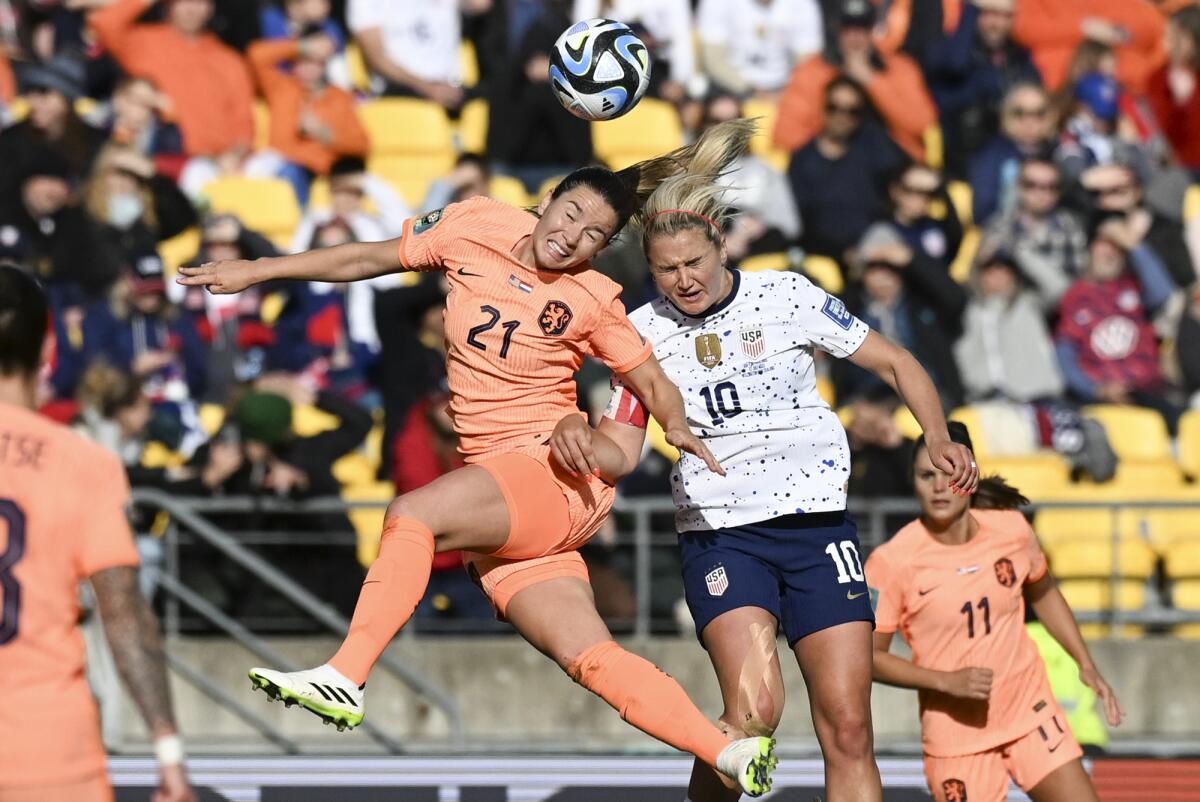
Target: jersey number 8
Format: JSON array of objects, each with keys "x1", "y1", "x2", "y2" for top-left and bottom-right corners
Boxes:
[{"x1": 825, "y1": 540, "x2": 864, "y2": 584}]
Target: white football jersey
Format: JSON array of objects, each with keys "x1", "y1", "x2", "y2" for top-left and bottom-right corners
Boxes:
[{"x1": 610, "y1": 270, "x2": 869, "y2": 531}]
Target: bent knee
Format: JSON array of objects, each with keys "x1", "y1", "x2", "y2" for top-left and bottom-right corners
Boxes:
[
  {"x1": 816, "y1": 709, "x2": 872, "y2": 761},
  {"x1": 724, "y1": 691, "x2": 783, "y2": 739}
]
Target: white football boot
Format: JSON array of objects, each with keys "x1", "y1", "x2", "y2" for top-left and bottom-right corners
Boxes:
[
  {"x1": 248, "y1": 664, "x2": 364, "y2": 731},
  {"x1": 716, "y1": 736, "x2": 779, "y2": 796}
]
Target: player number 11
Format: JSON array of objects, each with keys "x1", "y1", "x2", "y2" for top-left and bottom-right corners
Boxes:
[{"x1": 961, "y1": 596, "x2": 991, "y2": 638}]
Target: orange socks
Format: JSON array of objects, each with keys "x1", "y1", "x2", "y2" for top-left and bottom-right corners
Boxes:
[
  {"x1": 329, "y1": 516, "x2": 435, "y2": 685},
  {"x1": 567, "y1": 640, "x2": 730, "y2": 768}
]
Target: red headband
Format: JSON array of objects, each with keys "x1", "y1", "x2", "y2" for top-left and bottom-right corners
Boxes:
[{"x1": 647, "y1": 208, "x2": 720, "y2": 231}]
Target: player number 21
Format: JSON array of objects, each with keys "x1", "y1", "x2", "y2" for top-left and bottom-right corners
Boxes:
[
  {"x1": 467, "y1": 305, "x2": 520, "y2": 359},
  {"x1": 825, "y1": 540, "x2": 864, "y2": 584}
]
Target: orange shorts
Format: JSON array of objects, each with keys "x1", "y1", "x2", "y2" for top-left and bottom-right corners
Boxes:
[
  {"x1": 0, "y1": 774, "x2": 112, "y2": 802},
  {"x1": 464, "y1": 449, "x2": 614, "y2": 617},
  {"x1": 924, "y1": 706, "x2": 1083, "y2": 802}
]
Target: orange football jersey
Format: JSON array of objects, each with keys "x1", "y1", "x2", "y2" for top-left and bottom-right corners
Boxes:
[
  {"x1": 397, "y1": 197, "x2": 652, "y2": 462},
  {"x1": 0, "y1": 403, "x2": 140, "y2": 786},
  {"x1": 866, "y1": 509, "x2": 1055, "y2": 757}
]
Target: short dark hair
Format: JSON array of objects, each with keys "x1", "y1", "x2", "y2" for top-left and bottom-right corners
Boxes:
[
  {"x1": 455, "y1": 151, "x2": 490, "y2": 179},
  {"x1": 0, "y1": 263, "x2": 48, "y2": 378},
  {"x1": 329, "y1": 156, "x2": 367, "y2": 177}
]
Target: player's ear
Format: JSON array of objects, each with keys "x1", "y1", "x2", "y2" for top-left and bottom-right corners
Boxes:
[
  {"x1": 536, "y1": 191, "x2": 554, "y2": 216},
  {"x1": 717, "y1": 237, "x2": 728, "y2": 269}
]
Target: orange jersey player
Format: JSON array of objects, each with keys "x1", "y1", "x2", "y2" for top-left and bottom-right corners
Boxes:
[
  {"x1": 178, "y1": 121, "x2": 780, "y2": 795},
  {"x1": 0, "y1": 265, "x2": 193, "y2": 802},
  {"x1": 866, "y1": 422, "x2": 1124, "y2": 802}
]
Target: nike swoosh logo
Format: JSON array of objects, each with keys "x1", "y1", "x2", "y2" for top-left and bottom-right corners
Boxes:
[
  {"x1": 847, "y1": 590, "x2": 867, "y2": 600},
  {"x1": 918, "y1": 587, "x2": 938, "y2": 596},
  {"x1": 458, "y1": 268, "x2": 484, "y2": 277},
  {"x1": 1048, "y1": 741, "x2": 1063, "y2": 753}
]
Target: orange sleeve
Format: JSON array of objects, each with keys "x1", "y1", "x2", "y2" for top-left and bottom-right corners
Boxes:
[
  {"x1": 0, "y1": 50, "x2": 14, "y2": 104},
  {"x1": 866, "y1": 55, "x2": 937, "y2": 155},
  {"x1": 224, "y1": 51, "x2": 257, "y2": 150},
  {"x1": 397, "y1": 202, "x2": 473, "y2": 271},
  {"x1": 74, "y1": 450, "x2": 140, "y2": 577},
  {"x1": 865, "y1": 546, "x2": 904, "y2": 634},
  {"x1": 773, "y1": 57, "x2": 830, "y2": 153},
  {"x1": 325, "y1": 90, "x2": 370, "y2": 158},
  {"x1": 874, "y1": 0, "x2": 912, "y2": 56},
  {"x1": 89, "y1": 0, "x2": 152, "y2": 70},
  {"x1": 587, "y1": 289, "x2": 653, "y2": 375},
  {"x1": 247, "y1": 39, "x2": 298, "y2": 100},
  {"x1": 1022, "y1": 518, "x2": 1049, "y2": 584}
]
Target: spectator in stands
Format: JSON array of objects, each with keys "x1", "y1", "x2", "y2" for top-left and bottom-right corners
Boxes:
[
  {"x1": 697, "y1": 0, "x2": 823, "y2": 96},
  {"x1": 290, "y1": 155, "x2": 411, "y2": 252},
  {"x1": 90, "y1": 0, "x2": 257, "y2": 171},
  {"x1": 1055, "y1": 211, "x2": 1182, "y2": 432},
  {"x1": 980, "y1": 156, "x2": 1088, "y2": 310},
  {"x1": 103, "y1": 77, "x2": 185, "y2": 177},
  {"x1": 1147, "y1": 5, "x2": 1200, "y2": 174},
  {"x1": 0, "y1": 150, "x2": 118, "y2": 303},
  {"x1": 1082, "y1": 163, "x2": 1197, "y2": 290},
  {"x1": 81, "y1": 254, "x2": 208, "y2": 403},
  {"x1": 421, "y1": 151, "x2": 492, "y2": 213},
  {"x1": 879, "y1": 161, "x2": 963, "y2": 274},
  {"x1": 260, "y1": 0, "x2": 345, "y2": 49},
  {"x1": 487, "y1": 4, "x2": 592, "y2": 193},
  {"x1": 1012, "y1": 0, "x2": 1165, "y2": 94},
  {"x1": 1178, "y1": 284, "x2": 1200, "y2": 407},
  {"x1": 1055, "y1": 72, "x2": 1150, "y2": 185},
  {"x1": 970, "y1": 82, "x2": 1054, "y2": 222},
  {"x1": 0, "y1": 49, "x2": 13, "y2": 107},
  {"x1": 0, "y1": 51, "x2": 106, "y2": 201},
  {"x1": 923, "y1": 0, "x2": 1041, "y2": 178},
  {"x1": 576, "y1": 0, "x2": 696, "y2": 103},
  {"x1": 700, "y1": 92, "x2": 801, "y2": 259},
  {"x1": 347, "y1": 0, "x2": 491, "y2": 108},
  {"x1": 788, "y1": 75, "x2": 907, "y2": 263},
  {"x1": 247, "y1": 29, "x2": 370, "y2": 206},
  {"x1": 837, "y1": 223, "x2": 967, "y2": 409},
  {"x1": 844, "y1": 397, "x2": 913, "y2": 499},
  {"x1": 83, "y1": 144, "x2": 197, "y2": 275},
  {"x1": 775, "y1": 0, "x2": 937, "y2": 160},
  {"x1": 73, "y1": 364, "x2": 153, "y2": 471}
]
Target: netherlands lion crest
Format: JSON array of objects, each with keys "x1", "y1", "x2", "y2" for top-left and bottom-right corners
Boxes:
[
  {"x1": 539, "y1": 300, "x2": 573, "y2": 336},
  {"x1": 942, "y1": 778, "x2": 968, "y2": 802},
  {"x1": 994, "y1": 557, "x2": 1016, "y2": 588}
]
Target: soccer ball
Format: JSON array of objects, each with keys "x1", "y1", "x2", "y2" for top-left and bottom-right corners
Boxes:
[{"x1": 549, "y1": 18, "x2": 651, "y2": 121}]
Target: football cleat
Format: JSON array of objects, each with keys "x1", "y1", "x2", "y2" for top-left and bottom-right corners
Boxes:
[
  {"x1": 248, "y1": 664, "x2": 364, "y2": 732},
  {"x1": 716, "y1": 736, "x2": 779, "y2": 797}
]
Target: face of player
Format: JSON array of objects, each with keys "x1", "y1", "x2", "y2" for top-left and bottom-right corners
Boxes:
[
  {"x1": 646, "y1": 226, "x2": 732, "y2": 316},
  {"x1": 914, "y1": 445, "x2": 971, "y2": 527},
  {"x1": 532, "y1": 186, "x2": 619, "y2": 270}
]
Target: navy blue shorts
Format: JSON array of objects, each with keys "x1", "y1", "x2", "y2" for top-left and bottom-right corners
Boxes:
[{"x1": 679, "y1": 510, "x2": 875, "y2": 647}]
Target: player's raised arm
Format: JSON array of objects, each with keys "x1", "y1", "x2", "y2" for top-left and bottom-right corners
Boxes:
[
  {"x1": 618, "y1": 354, "x2": 724, "y2": 476},
  {"x1": 176, "y1": 238, "x2": 404, "y2": 294}
]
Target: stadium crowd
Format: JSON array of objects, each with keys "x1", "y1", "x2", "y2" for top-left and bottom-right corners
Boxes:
[{"x1": 1, "y1": 0, "x2": 1199, "y2": 629}]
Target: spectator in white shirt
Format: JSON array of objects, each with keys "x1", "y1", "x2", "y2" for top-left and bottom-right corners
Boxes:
[
  {"x1": 697, "y1": 0, "x2": 824, "y2": 96},
  {"x1": 289, "y1": 156, "x2": 411, "y2": 253},
  {"x1": 574, "y1": 0, "x2": 696, "y2": 101}
]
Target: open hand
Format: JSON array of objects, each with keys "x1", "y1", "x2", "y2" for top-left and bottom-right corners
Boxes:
[
  {"x1": 1080, "y1": 664, "x2": 1124, "y2": 727},
  {"x1": 550, "y1": 414, "x2": 598, "y2": 477},
  {"x1": 665, "y1": 425, "x2": 724, "y2": 476},
  {"x1": 177, "y1": 261, "x2": 257, "y2": 294}
]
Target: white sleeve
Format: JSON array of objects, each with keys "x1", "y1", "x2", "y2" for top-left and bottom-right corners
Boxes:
[
  {"x1": 696, "y1": 0, "x2": 729, "y2": 46},
  {"x1": 790, "y1": 275, "x2": 870, "y2": 358},
  {"x1": 668, "y1": 0, "x2": 696, "y2": 84},
  {"x1": 790, "y1": 0, "x2": 825, "y2": 60},
  {"x1": 347, "y1": 0, "x2": 384, "y2": 34}
]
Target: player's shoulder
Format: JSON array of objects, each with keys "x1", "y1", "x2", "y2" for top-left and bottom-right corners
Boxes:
[
  {"x1": 10, "y1": 406, "x2": 123, "y2": 475},
  {"x1": 738, "y1": 268, "x2": 811, "y2": 294},
  {"x1": 975, "y1": 508, "x2": 1034, "y2": 541},
  {"x1": 872, "y1": 519, "x2": 930, "y2": 565},
  {"x1": 438, "y1": 196, "x2": 534, "y2": 236}
]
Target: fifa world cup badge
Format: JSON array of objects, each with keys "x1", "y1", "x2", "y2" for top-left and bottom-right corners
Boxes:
[{"x1": 695, "y1": 333, "x2": 722, "y2": 368}]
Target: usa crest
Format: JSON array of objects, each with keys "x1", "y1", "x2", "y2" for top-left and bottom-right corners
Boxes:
[
  {"x1": 994, "y1": 557, "x2": 1016, "y2": 588},
  {"x1": 705, "y1": 566, "x2": 729, "y2": 597},
  {"x1": 413, "y1": 208, "x2": 443, "y2": 234},
  {"x1": 539, "y1": 300, "x2": 573, "y2": 336},
  {"x1": 695, "y1": 333, "x2": 722, "y2": 368},
  {"x1": 740, "y1": 327, "x2": 765, "y2": 359}
]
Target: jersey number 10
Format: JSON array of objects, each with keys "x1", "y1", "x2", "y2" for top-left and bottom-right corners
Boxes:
[
  {"x1": 699, "y1": 382, "x2": 743, "y2": 427},
  {"x1": 825, "y1": 540, "x2": 864, "y2": 584}
]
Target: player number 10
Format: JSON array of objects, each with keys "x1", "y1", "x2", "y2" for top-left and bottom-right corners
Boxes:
[{"x1": 825, "y1": 540, "x2": 864, "y2": 584}]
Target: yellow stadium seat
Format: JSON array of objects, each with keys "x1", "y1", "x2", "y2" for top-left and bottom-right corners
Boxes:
[
  {"x1": 369, "y1": 153, "x2": 456, "y2": 211},
  {"x1": 1058, "y1": 578, "x2": 1146, "y2": 612},
  {"x1": 646, "y1": 415, "x2": 680, "y2": 463},
  {"x1": 592, "y1": 98, "x2": 683, "y2": 170},
  {"x1": 922, "y1": 124, "x2": 943, "y2": 171},
  {"x1": 253, "y1": 100, "x2": 270, "y2": 150},
  {"x1": 1047, "y1": 537, "x2": 1157, "y2": 580},
  {"x1": 364, "y1": 423, "x2": 385, "y2": 470},
  {"x1": 458, "y1": 98, "x2": 488, "y2": 154},
  {"x1": 816, "y1": 375, "x2": 836, "y2": 407},
  {"x1": 1082, "y1": 404, "x2": 1172, "y2": 462},
  {"x1": 1185, "y1": 184, "x2": 1200, "y2": 222},
  {"x1": 198, "y1": 403, "x2": 226, "y2": 436},
  {"x1": 359, "y1": 98, "x2": 454, "y2": 157},
  {"x1": 489, "y1": 175, "x2": 531, "y2": 207},
  {"x1": 947, "y1": 181, "x2": 973, "y2": 227},
  {"x1": 1180, "y1": 410, "x2": 1200, "y2": 479},
  {"x1": 292, "y1": 403, "x2": 339, "y2": 437},
  {"x1": 742, "y1": 98, "x2": 789, "y2": 172},
  {"x1": 1173, "y1": 579, "x2": 1200, "y2": 638},
  {"x1": 893, "y1": 406, "x2": 923, "y2": 441},
  {"x1": 1035, "y1": 507, "x2": 1116, "y2": 546},
  {"x1": 158, "y1": 227, "x2": 200, "y2": 274},
  {"x1": 141, "y1": 441, "x2": 186, "y2": 469},
  {"x1": 534, "y1": 175, "x2": 567, "y2": 203},
  {"x1": 802, "y1": 254, "x2": 844, "y2": 294},
  {"x1": 1165, "y1": 540, "x2": 1200, "y2": 579},
  {"x1": 950, "y1": 226, "x2": 979, "y2": 283},
  {"x1": 202, "y1": 177, "x2": 301, "y2": 243},
  {"x1": 1078, "y1": 460, "x2": 1189, "y2": 497},
  {"x1": 342, "y1": 482, "x2": 394, "y2": 566},
  {"x1": 979, "y1": 454, "x2": 1071, "y2": 500},
  {"x1": 346, "y1": 43, "x2": 372, "y2": 92},
  {"x1": 947, "y1": 406, "x2": 987, "y2": 458},
  {"x1": 739, "y1": 252, "x2": 789, "y2": 273},
  {"x1": 459, "y1": 40, "x2": 479, "y2": 88},
  {"x1": 333, "y1": 451, "x2": 377, "y2": 487},
  {"x1": 1119, "y1": 508, "x2": 1200, "y2": 552}
]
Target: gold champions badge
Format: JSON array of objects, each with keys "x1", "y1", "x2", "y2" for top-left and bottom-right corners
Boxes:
[{"x1": 695, "y1": 333, "x2": 722, "y2": 368}]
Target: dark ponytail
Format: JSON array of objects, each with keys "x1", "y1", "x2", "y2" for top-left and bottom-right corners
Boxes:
[{"x1": 913, "y1": 421, "x2": 1029, "y2": 510}]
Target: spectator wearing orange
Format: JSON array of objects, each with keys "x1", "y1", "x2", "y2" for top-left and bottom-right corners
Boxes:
[
  {"x1": 775, "y1": 0, "x2": 937, "y2": 160},
  {"x1": 1011, "y1": 0, "x2": 1165, "y2": 94},
  {"x1": 90, "y1": 0, "x2": 255, "y2": 161},
  {"x1": 1147, "y1": 5, "x2": 1200, "y2": 173},
  {"x1": 0, "y1": 49, "x2": 14, "y2": 106},
  {"x1": 247, "y1": 31, "x2": 369, "y2": 206}
]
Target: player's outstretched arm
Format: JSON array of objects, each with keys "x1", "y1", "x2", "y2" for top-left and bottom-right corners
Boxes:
[
  {"x1": 618, "y1": 355, "x2": 724, "y2": 476},
  {"x1": 92, "y1": 566, "x2": 195, "y2": 802},
  {"x1": 177, "y1": 239, "x2": 402, "y2": 294},
  {"x1": 549, "y1": 413, "x2": 647, "y2": 483},
  {"x1": 847, "y1": 330, "x2": 978, "y2": 494},
  {"x1": 871, "y1": 631, "x2": 993, "y2": 701},
  {"x1": 1025, "y1": 573, "x2": 1125, "y2": 727}
]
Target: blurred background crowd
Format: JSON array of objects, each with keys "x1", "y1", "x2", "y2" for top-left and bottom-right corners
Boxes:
[{"x1": 2, "y1": 0, "x2": 1199, "y2": 635}]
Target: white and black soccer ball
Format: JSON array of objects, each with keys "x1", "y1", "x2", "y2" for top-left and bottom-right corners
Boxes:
[{"x1": 549, "y1": 18, "x2": 651, "y2": 121}]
